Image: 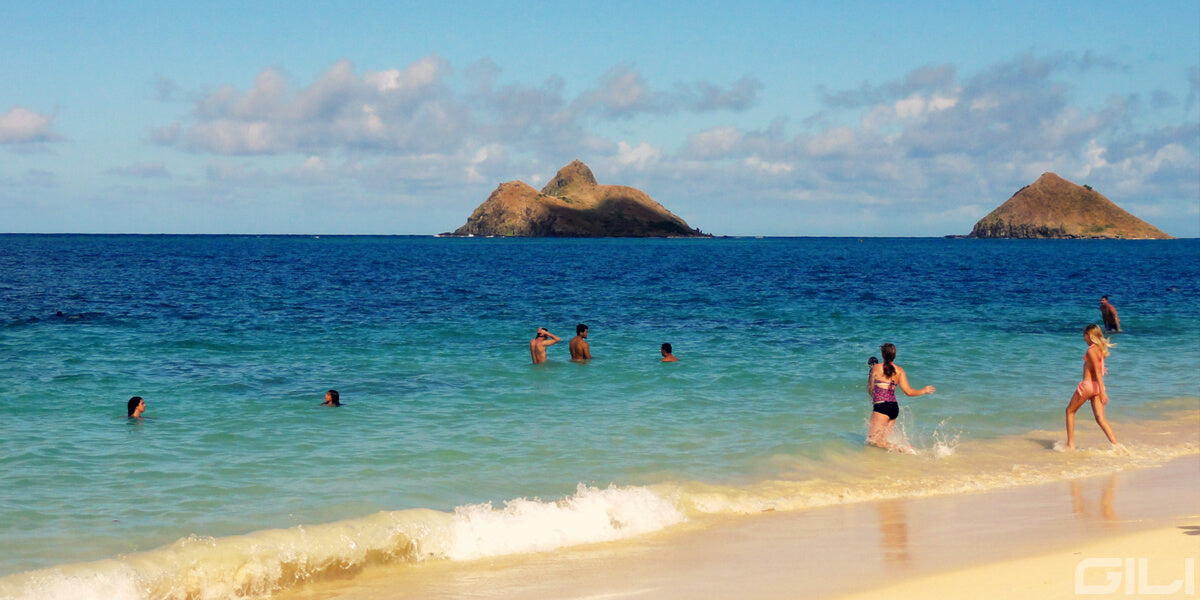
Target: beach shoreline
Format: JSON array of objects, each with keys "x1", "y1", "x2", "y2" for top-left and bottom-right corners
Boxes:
[{"x1": 275, "y1": 454, "x2": 1199, "y2": 600}]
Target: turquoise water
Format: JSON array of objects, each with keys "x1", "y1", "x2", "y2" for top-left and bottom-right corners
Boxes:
[{"x1": 0, "y1": 236, "x2": 1197, "y2": 598}]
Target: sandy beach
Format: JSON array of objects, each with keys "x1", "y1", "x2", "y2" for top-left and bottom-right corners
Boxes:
[{"x1": 275, "y1": 453, "x2": 1199, "y2": 600}]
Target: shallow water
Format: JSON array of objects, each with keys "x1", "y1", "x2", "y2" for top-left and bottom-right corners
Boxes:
[{"x1": 0, "y1": 235, "x2": 1197, "y2": 598}]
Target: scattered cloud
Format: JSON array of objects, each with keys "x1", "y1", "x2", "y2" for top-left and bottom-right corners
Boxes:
[
  {"x1": 157, "y1": 56, "x2": 760, "y2": 161},
  {"x1": 817, "y1": 63, "x2": 958, "y2": 110},
  {"x1": 615, "y1": 141, "x2": 661, "y2": 169},
  {"x1": 0, "y1": 106, "x2": 63, "y2": 145},
  {"x1": 21, "y1": 168, "x2": 58, "y2": 188},
  {"x1": 744, "y1": 156, "x2": 794, "y2": 175},
  {"x1": 155, "y1": 76, "x2": 181, "y2": 102},
  {"x1": 137, "y1": 51, "x2": 1196, "y2": 235},
  {"x1": 572, "y1": 65, "x2": 761, "y2": 118},
  {"x1": 107, "y1": 162, "x2": 172, "y2": 179},
  {"x1": 663, "y1": 53, "x2": 1195, "y2": 213}
]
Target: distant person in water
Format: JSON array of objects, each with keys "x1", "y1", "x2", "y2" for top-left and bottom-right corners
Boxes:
[
  {"x1": 127, "y1": 396, "x2": 146, "y2": 418},
  {"x1": 660, "y1": 343, "x2": 678, "y2": 362},
  {"x1": 866, "y1": 344, "x2": 934, "y2": 452},
  {"x1": 569, "y1": 324, "x2": 592, "y2": 361},
  {"x1": 322, "y1": 389, "x2": 341, "y2": 407},
  {"x1": 530, "y1": 327, "x2": 560, "y2": 364},
  {"x1": 1099, "y1": 296, "x2": 1121, "y2": 332},
  {"x1": 1065, "y1": 324, "x2": 1120, "y2": 450}
]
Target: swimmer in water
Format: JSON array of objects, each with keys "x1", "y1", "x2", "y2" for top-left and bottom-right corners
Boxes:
[
  {"x1": 127, "y1": 396, "x2": 146, "y2": 418},
  {"x1": 1099, "y1": 295, "x2": 1121, "y2": 332},
  {"x1": 530, "y1": 327, "x2": 560, "y2": 364},
  {"x1": 322, "y1": 389, "x2": 341, "y2": 407},
  {"x1": 569, "y1": 324, "x2": 592, "y2": 361}
]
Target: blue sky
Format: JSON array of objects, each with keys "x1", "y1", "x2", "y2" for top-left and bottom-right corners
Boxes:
[{"x1": 2, "y1": 1, "x2": 1197, "y2": 236}]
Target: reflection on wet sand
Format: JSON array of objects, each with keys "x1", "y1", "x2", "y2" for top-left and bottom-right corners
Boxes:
[
  {"x1": 1070, "y1": 474, "x2": 1118, "y2": 524},
  {"x1": 875, "y1": 499, "x2": 911, "y2": 566}
]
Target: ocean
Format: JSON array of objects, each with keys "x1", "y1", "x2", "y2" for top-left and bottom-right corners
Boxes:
[{"x1": 0, "y1": 235, "x2": 1196, "y2": 599}]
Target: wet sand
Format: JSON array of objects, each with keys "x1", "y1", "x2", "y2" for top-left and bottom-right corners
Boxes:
[{"x1": 277, "y1": 454, "x2": 1199, "y2": 600}]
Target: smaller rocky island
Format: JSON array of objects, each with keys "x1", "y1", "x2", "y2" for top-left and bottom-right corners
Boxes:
[
  {"x1": 447, "y1": 160, "x2": 709, "y2": 238},
  {"x1": 967, "y1": 172, "x2": 1172, "y2": 239}
]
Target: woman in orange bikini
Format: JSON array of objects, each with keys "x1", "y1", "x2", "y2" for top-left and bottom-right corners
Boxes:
[{"x1": 1065, "y1": 324, "x2": 1119, "y2": 450}]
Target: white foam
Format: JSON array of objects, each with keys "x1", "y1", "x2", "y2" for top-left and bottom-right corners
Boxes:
[
  {"x1": 0, "y1": 485, "x2": 685, "y2": 600},
  {"x1": 662, "y1": 414, "x2": 1199, "y2": 517},
  {"x1": 439, "y1": 483, "x2": 686, "y2": 561},
  {"x1": 0, "y1": 511, "x2": 439, "y2": 600},
  {"x1": 0, "y1": 566, "x2": 141, "y2": 600}
]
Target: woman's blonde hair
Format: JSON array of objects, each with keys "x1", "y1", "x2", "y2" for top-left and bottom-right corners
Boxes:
[{"x1": 1084, "y1": 323, "x2": 1113, "y2": 357}]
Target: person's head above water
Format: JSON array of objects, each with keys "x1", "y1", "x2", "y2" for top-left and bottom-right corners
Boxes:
[
  {"x1": 576, "y1": 323, "x2": 588, "y2": 335},
  {"x1": 323, "y1": 389, "x2": 340, "y2": 407},
  {"x1": 127, "y1": 396, "x2": 145, "y2": 418}
]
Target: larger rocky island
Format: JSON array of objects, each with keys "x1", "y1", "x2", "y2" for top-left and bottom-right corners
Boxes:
[
  {"x1": 448, "y1": 161, "x2": 709, "y2": 237},
  {"x1": 967, "y1": 172, "x2": 1172, "y2": 239}
]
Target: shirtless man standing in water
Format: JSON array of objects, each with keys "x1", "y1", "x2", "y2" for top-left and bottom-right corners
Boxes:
[
  {"x1": 569, "y1": 324, "x2": 592, "y2": 361},
  {"x1": 1099, "y1": 295, "x2": 1121, "y2": 332},
  {"x1": 530, "y1": 327, "x2": 560, "y2": 364}
]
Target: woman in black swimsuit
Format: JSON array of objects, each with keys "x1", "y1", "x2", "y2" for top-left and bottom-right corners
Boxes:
[{"x1": 867, "y1": 344, "x2": 935, "y2": 452}]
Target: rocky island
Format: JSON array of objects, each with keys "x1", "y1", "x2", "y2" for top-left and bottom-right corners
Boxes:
[
  {"x1": 448, "y1": 160, "x2": 709, "y2": 237},
  {"x1": 967, "y1": 172, "x2": 1172, "y2": 239}
]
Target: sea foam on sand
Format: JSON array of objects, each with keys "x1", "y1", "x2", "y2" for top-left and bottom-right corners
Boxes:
[{"x1": 269, "y1": 454, "x2": 1199, "y2": 600}]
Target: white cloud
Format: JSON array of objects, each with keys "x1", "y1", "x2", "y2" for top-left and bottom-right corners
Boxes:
[
  {"x1": 171, "y1": 56, "x2": 465, "y2": 156},
  {"x1": 360, "y1": 104, "x2": 385, "y2": 134},
  {"x1": 589, "y1": 66, "x2": 650, "y2": 114},
  {"x1": 464, "y1": 143, "x2": 509, "y2": 183},
  {"x1": 154, "y1": 56, "x2": 759, "y2": 195},
  {"x1": 300, "y1": 155, "x2": 326, "y2": 173},
  {"x1": 140, "y1": 51, "x2": 1196, "y2": 236},
  {"x1": 615, "y1": 141, "x2": 661, "y2": 168},
  {"x1": 684, "y1": 127, "x2": 742, "y2": 159},
  {"x1": 805, "y1": 127, "x2": 859, "y2": 156},
  {"x1": 364, "y1": 55, "x2": 446, "y2": 93},
  {"x1": 893, "y1": 95, "x2": 926, "y2": 120},
  {"x1": 0, "y1": 106, "x2": 62, "y2": 144},
  {"x1": 185, "y1": 119, "x2": 279, "y2": 154},
  {"x1": 744, "y1": 156, "x2": 793, "y2": 175}
]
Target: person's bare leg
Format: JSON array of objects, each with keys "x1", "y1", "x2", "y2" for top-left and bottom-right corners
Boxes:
[
  {"x1": 1065, "y1": 392, "x2": 1086, "y2": 449},
  {"x1": 867, "y1": 411, "x2": 892, "y2": 449},
  {"x1": 1090, "y1": 396, "x2": 1119, "y2": 446}
]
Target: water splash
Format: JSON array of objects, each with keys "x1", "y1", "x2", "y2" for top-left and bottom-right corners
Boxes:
[{"x1": 930, "y1": 418, "x2": 961, "y2": 458}]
